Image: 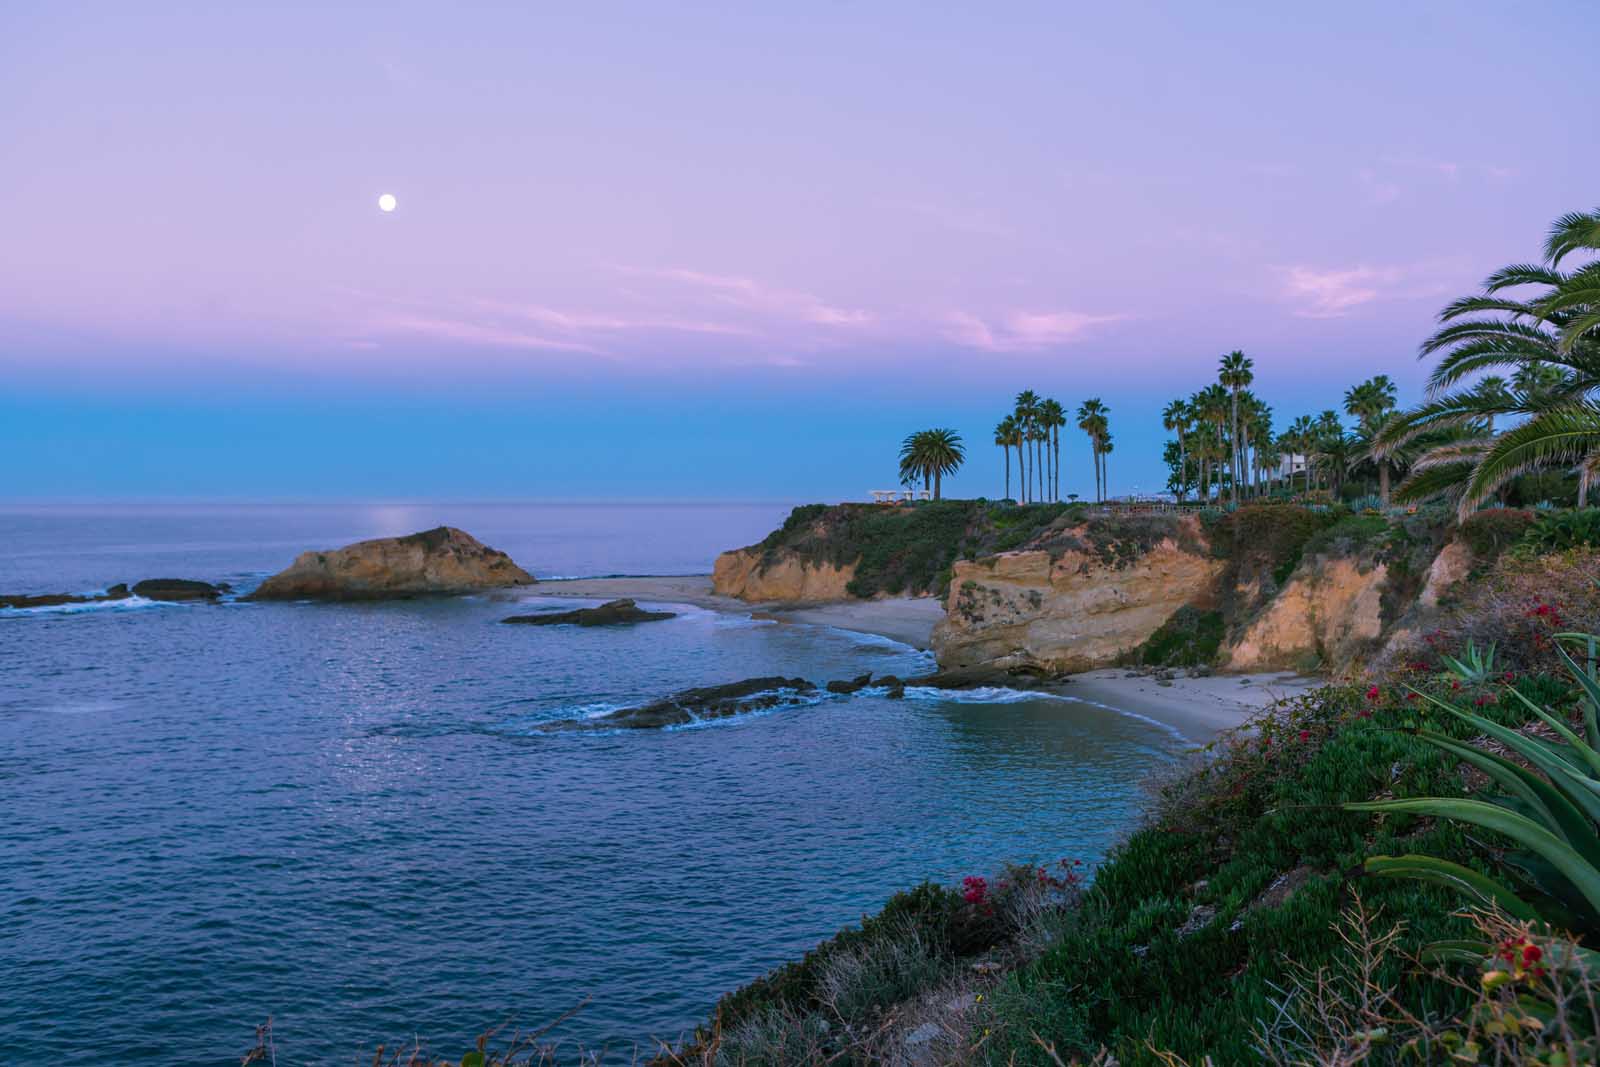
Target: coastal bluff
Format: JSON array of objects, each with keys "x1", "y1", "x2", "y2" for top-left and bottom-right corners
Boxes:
[
  {"x1": 249, "y1": 526, "x2": 534, "y2": 601},
  {"x1": 721, "y1": 502, "x2": 1484, "y2": 677}
]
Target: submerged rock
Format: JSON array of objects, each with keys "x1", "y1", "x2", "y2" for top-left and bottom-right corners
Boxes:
[
  {"x1": 248, "y1": 526, "x2": 535, "y2": 601},
  {"x1": 131, "y1": 578, "x2": 228, "y2": 601},
  {"x1": 501, "y1": 598, "x2": 674, "y2": 627},
  {"x1": 540, "y1": 676, "x2": 815, "y2": 731}
]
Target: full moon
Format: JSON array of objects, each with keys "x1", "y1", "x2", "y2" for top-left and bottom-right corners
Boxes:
[{"x1": 377, "y1": 193, "x2": 397, "y2": 213}]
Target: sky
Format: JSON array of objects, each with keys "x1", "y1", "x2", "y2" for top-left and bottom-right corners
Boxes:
[{"x1": 3, "y1": 1, "x2": 1596, "y2": 501}]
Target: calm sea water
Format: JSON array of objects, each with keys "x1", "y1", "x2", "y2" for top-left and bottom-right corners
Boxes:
[{"x1": 1, "y1": 502, "x2": 1180, "y2": 1064}]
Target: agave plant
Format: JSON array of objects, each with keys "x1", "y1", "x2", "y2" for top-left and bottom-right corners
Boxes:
[
  {"x1": 1349, "y1": 635, "x2": 1600, "y2": 941},
  {"x1": 1439, "y1": 638, "x2": 1499, "y2": 686}
]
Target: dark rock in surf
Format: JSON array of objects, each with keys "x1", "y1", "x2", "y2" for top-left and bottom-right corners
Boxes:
[
  {"x1": 539, "y1": 676, "x2": 815, "y2": 731},
  {"x1": 1, "y1": 585, "x2": 133, "y2": 609},
  {"x1": 501, "y1": 598, "x2": 675, "y2": 627},
  {"x1": 825, "y1": 673, "x2": 875, "y2": 694},
  {"x1": 131, "y1": 579, "x2": 227, "y2": 601}
]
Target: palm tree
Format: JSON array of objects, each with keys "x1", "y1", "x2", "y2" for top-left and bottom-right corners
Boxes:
[
  {"x1": 1344, "y1": 375, "x2": 1400, "y2": 504},
  {"x1": 1192, "y1": 385, "x2": 1231, "y2": 500},
  {"x1": 1244, "y1": 397, "x2": 1273, "y2": 496},
  {"x1": 1162, "y1": 399, "x2": 1191, "y2": 501},
  {"x1": 898, "y1": 428, "x2": 966, "y2": 500},
  {"x1": 1285, "y1": 414, "x2": 1317, "y2": 495},
  {"x1": 1014, "y1": 390, "x2": 1040, "y2": 504},
  {"x1": 994, "y1": 417, "x2": 1018, "y2": 501},
  {"x1": 1218, "y1": 351, "x2": 1254, "y2": 502},
  {"x1": 1386, "y1": 207, "x2": 1600, "y2": 517},
  {"x1": 1039, "y1": 398, "x2": 1065, "y2": 502},
  {"x1": 1076, "y1": 399, "x2": 1110, "y2": 502}
]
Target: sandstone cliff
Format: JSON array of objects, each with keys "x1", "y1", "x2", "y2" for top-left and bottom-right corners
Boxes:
[
  {"x1": 250, "y1": 526, "x2": 535, "y2": 601},
  {"x1": 931, "y1": 519, "x2": 1224, "y2": 673},
  {"x1": 711, "y1": 548, "x2": 858, "y2": 602}
]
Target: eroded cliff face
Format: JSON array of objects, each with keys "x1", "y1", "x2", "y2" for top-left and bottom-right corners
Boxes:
[
  {"x1": 1224, "y1": 558, "x2": 1389, "y2": 672},
  {"x1": 931, "y1": 532, "x2": 1224, "y2": 673},
  {"x1": 711, "y1": 548, "x2": 858, "y2": 602}
]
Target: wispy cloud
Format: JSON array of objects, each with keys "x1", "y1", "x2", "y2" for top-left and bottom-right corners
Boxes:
[
  {"x1": 941, "y1": 309, "x2": 1125, "y2": 351},
  {"x1": 476, "y1": 300, "x2": 752, "y2": 337},
  {"x1": 366, "y1": 313, "x2": 604, "y2": 353},
  {"x1": 1280, "y1": 262, "x2": 1457, "y2": 319},
  {"x1": 635, "y1": 267, "x2": 872, "y2": 328}
]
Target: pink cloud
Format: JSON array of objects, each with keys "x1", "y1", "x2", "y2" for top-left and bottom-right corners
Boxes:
[{"x1": 942, "y1": 309, "x2": 1124, "y2": 352}]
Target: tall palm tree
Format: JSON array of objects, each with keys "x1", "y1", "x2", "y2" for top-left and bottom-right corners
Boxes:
[
  {"x1": 1218, "y1": 351, "x2": 1254, "y2": 502},
  {"x1": 1192, "y1": 385, "x2": 1231, "y2": 500},
  {"x1": 1244, "y1": 396, "x2": 1273, "y2": 496},
  {"x1": 1039, "y1": 398, "x2": 1065, "y2": 502},
  {"x1": 1162, "y1": 399, "x2": 1191, "y2": 501},
  {"x1": 994, "y1": 417, "x2": 1018, "y2": 501},
  {"x1": 1285, "y1": 414, "x2": 1317, "y2": 495},
  {"x1": 1014, "y1": 390, "x2": 1040, "y2": 504},
  {"x1": 1076, "y1": 399, "x2": 1110, "y2": 502},
  {"x1": 898, "y1": 429, "x2": 966, "y2": 500}
]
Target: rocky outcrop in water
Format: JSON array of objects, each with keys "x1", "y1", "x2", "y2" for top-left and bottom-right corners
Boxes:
[
  {"x1": 539, "y1": 676, "x2": 816, "y2": 731},
  {"x1": 1, "y1": 580, "x2": 231, "y2": 609},
  {"x1": 1, "y1": 584, "x2": 131, "y2": 609},
  {"x1": 502, "y1": 598, "x2": 675, "y2": 626},
  {"x1": 249, "y1": 526, "x2": 534, "y2": 601},
  {"x1": 131, "y1": 579, "x2": 229, "y2": 601}
]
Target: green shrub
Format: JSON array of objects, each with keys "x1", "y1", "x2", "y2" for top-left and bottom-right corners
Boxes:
[
  {"x1": 1459, "y1": 508, "x2": 1535, "y2": 560},
  {"x1": 706, "y1": 881, "x2": 978, "y2": 1035},
  {"x1": 1517, "y1": 508, "x2": 1600, "y2": 557},
  {"x1": 1300, "y1": 514, "x2": 1390, "y2": 559},
  {"x1": 1139, "y1": 607, "x2": 1224, "y2": 667}
]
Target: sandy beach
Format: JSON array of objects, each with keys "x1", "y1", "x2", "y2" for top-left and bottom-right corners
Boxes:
[
  {"x1": 511, "y1": 575, "x2": 948, "y2": 649},
  {"x1": 512, "y1": 576, "x2": 1317, "y2": 738},
  {"x1": 1059, "y1": 668, "x2": 1318, "y2": 741}
]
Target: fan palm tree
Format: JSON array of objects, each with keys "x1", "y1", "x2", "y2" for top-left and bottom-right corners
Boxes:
[
  {"x1": 994, "y1": 417, "x2": 1019, "y2": 501},
  {"x1": 1163, "y1": 399, "x2": 1191, "y2": 502},
  {"x1": 1076, "y1": 399, "x2": 1110, "y2": 502},
  {"x1": 1244, "y1": 397, "x2": 1273, "y2": 496},
  {"x1": 1192, "y1": 385, "x2": 1231, "y2": 500},
  {"x1": 1218, "y1": 351, "x2": 1254, "y2": 502},
  {"x1": 1014, "y1": 390, "x2": 1040, "y2": 503},
  {"x1": 1285, "y1": 414, "x2": 1317, "y2": 495},
  {"x1": 1039, "y1": 398, "x2": 1065, "y2": 502},
  {"x1": 1344, "y1": 375, "x2": 1400, "y2": 504},
  {"x1": 898, "y1": 429, "x2": 966, "y2": 500}
]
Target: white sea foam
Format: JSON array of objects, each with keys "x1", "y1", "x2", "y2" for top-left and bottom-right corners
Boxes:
[{"x1": 1, "y1": 594, "x2": 166, "y2": 617}]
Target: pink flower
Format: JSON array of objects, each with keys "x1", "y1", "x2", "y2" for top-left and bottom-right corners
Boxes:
[
  {"x1": 1366, "y1": 685, "x2": 1381, "y2": 702},
  {"x1": 962, "y1": 876, "x2": 988, "y2": 905}
]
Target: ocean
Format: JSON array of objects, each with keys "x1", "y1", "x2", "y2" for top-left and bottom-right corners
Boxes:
[{"x1": 0, "y1": 501, "x2": 1182, "y2": 1063}]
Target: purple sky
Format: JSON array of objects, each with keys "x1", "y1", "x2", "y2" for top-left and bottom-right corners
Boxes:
[{"x1": 3, "y1": 2, "x2": 1595, "y2": 499}]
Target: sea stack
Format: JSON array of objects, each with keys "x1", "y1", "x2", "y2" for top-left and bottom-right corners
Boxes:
[{"x1": 249, "y1": 526, "x2": 535, "y2": 601}]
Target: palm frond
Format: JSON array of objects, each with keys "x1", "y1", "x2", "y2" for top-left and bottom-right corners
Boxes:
[
  {"x1": 1459, "y1": 403, "x2": 1600, "y2": 517},
  {"x1": 1545, "y1": 209, "x2": 1600, "y2": 266}
]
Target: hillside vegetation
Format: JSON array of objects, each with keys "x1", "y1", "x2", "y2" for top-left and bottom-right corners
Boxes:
[{"x1": 667, "y1": 533, "x2": 1600, "y2": 1066}]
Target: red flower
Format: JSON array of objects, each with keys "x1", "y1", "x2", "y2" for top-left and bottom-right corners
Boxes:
[
  {"x1": 1298, "y1": 730, "x2": 1310, "y2": 742},
  {"x1": 962, "y1": 876, "x2": 988, "y2": 905},
  {"x1": 1523, "y1": 943, "x2": 1543, "y2": 966},
  {"x1": 1366, "y1": 685, "x2": 1381, "y2": 702},
  {"x1": 1450, "y1": 680, "x2": 1462, "y2": 691}
]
